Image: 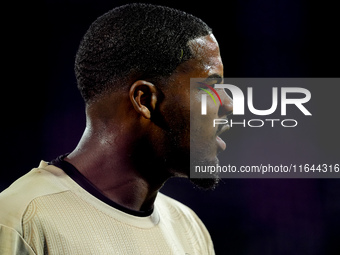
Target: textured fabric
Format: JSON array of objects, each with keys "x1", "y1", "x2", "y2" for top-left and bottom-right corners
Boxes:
[
  {"x1": 48, "y1": 154, "x2": 154, "y2": 217},
  {"x1": 0, "y1": 161, "x2": 215, "y2": 255}
]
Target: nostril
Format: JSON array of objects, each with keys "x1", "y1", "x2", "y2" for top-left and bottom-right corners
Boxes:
[
  {"x1": 218, "y1": 107, "x2": 233, "y2": 117},
  {"x1": 218, "y1": 101, "x2": 233, "y2": 117}
]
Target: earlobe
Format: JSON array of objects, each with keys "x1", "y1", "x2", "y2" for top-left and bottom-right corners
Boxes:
[{"x1": 129, "y1": 80, "x2": 158, "y2": 119}]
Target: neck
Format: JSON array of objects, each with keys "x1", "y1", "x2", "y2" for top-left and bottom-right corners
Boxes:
[{"x1": 65, "y1": 125, "x2": 170, "y2": 212}]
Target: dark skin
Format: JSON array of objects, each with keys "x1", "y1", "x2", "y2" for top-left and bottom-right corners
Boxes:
[{"x1": 65, "y1": 34, "x2": 233, "y2": 212}]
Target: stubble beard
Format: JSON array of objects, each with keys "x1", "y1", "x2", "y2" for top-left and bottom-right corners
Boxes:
[
  {"x1": 189, "y1": 157, "x2": 221, "y2": 191},
  {"x1": 164, "y1": 116, "x2": 221, "y2": 191}
]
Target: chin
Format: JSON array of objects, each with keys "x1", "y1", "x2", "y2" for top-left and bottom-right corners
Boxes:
[
  {"x1": 189, "y1": 176, "x2": 221, "y2": 191},
  {"x1": 188, "y1": 155, "x2": 221, "y2": 191}
]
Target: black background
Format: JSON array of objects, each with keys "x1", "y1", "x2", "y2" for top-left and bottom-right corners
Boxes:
[{"x1": 2, "y1": 0, "x2": 340, "y2": 254}]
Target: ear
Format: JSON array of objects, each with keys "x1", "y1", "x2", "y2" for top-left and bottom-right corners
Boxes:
[{"x1": 129, "y1": 80, "x2": 158, "y2": 119}]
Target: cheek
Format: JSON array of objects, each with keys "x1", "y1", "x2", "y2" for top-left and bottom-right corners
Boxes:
[
  {"x1": 190, "y1": 101, "x2": 219, "y2": 157},
  {"x1": 191, "y1": 99, "x2": 219, "y2": 133},
  {"x1": 160, "y1": 94, "x2": 191, "y2": 149},
  {"x1": 168, "y1": 95, "x2": 190, "y2": 130}
]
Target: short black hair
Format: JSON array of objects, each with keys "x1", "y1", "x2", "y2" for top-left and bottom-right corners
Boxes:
[{"x1": 75, "y1": 3, "x2": 212, "y2": 103}]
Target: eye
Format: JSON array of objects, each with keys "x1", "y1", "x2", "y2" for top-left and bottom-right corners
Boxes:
[
  {"x1": 207, "y1": 77, "x2": 223, "y2": 88},
  {"x1": 197, "y1": 81, "x2": 215, "y2": 90}
]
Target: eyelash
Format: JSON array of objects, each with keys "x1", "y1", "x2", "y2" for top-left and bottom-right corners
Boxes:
[{"x1": 197, "y1": 80, "x2": 222, "y2": 91}]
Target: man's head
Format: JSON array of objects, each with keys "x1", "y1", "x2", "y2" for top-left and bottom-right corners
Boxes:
[
  {"x1": 74, "y1": 3, "x2": 232, "y2": 190},
  {"x1": 75, "y1": 3, "x2": 212, "y2": 102}
]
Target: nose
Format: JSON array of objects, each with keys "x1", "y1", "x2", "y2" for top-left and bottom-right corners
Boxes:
[{"x1": 218, "y1": 89, "x2": 233, "y2": 117}]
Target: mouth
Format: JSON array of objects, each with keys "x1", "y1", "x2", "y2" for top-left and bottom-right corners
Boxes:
[
  {"x1": 216, "y1": 136, "x2": 226, "y2": 151},
  {"x1": 216, "y1": 119, "x2": 230, "y2": 151}
]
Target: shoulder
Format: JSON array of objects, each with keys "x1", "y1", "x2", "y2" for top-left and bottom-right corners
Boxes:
[
  {"x1": 156, "y1": 192, "x2": 196, "y2": 215},
  {"x1": 155, "y1": 192, "x2": 215, "y2": 254},
  {"x1": 156, "y1": 192, "x2": 206, "y2": 225},
  {"x1": 156, "y1": 192, "x2": 211, "y2": 236},
  {"x1": 0, "y1": 161, "x2": 69, "y2": 235}
]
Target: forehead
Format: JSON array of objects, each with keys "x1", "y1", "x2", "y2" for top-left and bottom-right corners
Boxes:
[
  {"x1": 186, "y1": 34, "x2": 223, "y2": 77},
  {"x1": 164, "y1": 34, "x2": 223, "y2": 94}
]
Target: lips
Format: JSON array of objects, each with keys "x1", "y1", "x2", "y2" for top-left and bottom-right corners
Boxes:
[
  {"x1": 216, "y1": 136, "x2": 226, "y2": 151},
  {"x1": 216, "y1": 121, "x2": 230, "y2": 136}
]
